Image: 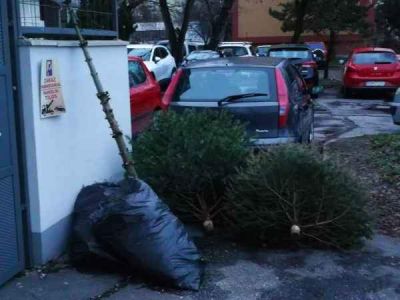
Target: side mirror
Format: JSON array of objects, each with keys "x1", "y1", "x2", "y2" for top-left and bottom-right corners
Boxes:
[{"x1": 154, "y1": 56, "x2": 161, "y2": 63}]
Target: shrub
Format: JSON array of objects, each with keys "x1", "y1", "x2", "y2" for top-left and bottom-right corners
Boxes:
[
  {"x1": 132, "y1": 110, "x2": 249, "y2": 230},
  {"x1": 370, "y1": 134, "x2": 400, "y2": 183},
  {"x1": 225, "y1": 145, "x2": 373, "y2": 249}
]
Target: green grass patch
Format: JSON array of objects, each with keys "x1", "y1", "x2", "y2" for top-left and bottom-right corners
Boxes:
[{"x1": 370, "y1": 134, "x2": 400, "y2": 182}]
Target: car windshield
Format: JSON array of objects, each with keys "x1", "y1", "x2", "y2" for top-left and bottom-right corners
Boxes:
[
  {"x1": 306, "y1": 42, "x2": 325, "y2": 50},
  {"x1": 173, "y1": 68, "x2": 274, "y2": 102},
  {"x1": 186, "y1": 52, "x2": 219, "y2": 61},
  {"x1": 219, "y1": 46, "x2": 249, "y2": 57},
  {"x1": 128, "y1": 61, "x2": 147, "y2": 88},
  {"x1": 127, "y1": 48, "x2": 152, "y2": 61},
  {"x1": 269, "y1": 49, "x2": 311, "y2": 59},
  {"x1": 353, "y1": 52, "x2": 397, "y2": 64},
  {"x1": 257, "y1": 47, "x2": 270, "y2": 55}
]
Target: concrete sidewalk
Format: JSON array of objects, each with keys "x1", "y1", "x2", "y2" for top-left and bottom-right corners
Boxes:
[{"x1": 1, "y1": 234, "x2": 400, "y2": 300}]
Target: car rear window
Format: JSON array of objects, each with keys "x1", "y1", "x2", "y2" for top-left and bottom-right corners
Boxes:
[
  {"x1": 127, "y1": 48, "x2": 151, "y2": 61},
  {"x1": 129, "y1": 61, "x2": 147, "y2": 88},
  {"x1": 269, "y1": 49, "x2": 312, "y2": 59},
  {"x1": 173, "y1": 67, "x2": 275, "y2": 102},
  {"x1": 219, "y1": 46, "x2": 249, "y2": 57},
  {"x1": 353, "y1": 52, "x2": 397, "y2": 64},
  {"x1": 186, "y1": 52, "x2": 220, "y2": 61}
]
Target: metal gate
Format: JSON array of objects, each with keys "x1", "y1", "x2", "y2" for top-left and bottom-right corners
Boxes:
[{"x1": 0, "y1": 1, "x2": 24, "y2": 286}]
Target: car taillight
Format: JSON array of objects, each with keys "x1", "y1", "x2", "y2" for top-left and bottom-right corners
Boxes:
[
  {"x1": 161, "y1": 68, "x2": 183, "y2": 110},
  {"x1": 275, "y1": 69, "x2": 290, "y2": 128},
  {"x1": 302, "y1": 61, "x2": 317, "y2": 68},
  {"x1": 345, "y1": 63, "x2": 357, "y2": 73}
]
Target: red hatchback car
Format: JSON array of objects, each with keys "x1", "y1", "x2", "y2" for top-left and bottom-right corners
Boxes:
[
  {"x1": 128, "y1": 56, "x2": 162, "y2": 135},
  {"x1": 343, "y1": 47, "x2": 400, "y2": 97}
]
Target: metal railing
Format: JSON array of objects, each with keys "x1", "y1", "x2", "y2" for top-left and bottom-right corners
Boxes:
[{"x1": 18, "y1": 0, "x2": 118, "y2": 38}]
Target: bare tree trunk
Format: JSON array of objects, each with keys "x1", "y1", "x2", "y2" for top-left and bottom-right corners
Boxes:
[
  {"x1": 291, "y1": 0, "x2": 309, "y2": 43},
  {"x1": 207, "y1": 0, "x2": 236, "y2": 50},
  {"x1": 66, "y1": 1, "x2": 137, "y2": 178},
  {"x1": 159, "y1": 0, "x2": 195, "y2": 64},
  {"x1": 118, "y1": 0, "x2": 146, "y2": 41},
  {"x1": 324, "y1": 30, "x2": 336, "y2": 79}
]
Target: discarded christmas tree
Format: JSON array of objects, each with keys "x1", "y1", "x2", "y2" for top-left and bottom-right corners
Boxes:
[
  {"x1": 225, "y1": 145, "x2": 373, "y2": 249},
  {"x1": 133, "y1": 110, "x2": 249, "y2": 230},
  {"x1": 65, "y1": 0, "x2": 137, "y2": 178}
]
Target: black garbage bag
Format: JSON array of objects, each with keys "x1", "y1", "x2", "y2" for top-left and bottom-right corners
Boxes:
[
  {"x1": 93, "y1": 179, "x2": 202, "y2": 291},
  {"x1": 69, "y1": 183, "x2": 122, "y2": 265},
  {"x1": 70, "y1": 179, "x2": 202, "y2": 291}
]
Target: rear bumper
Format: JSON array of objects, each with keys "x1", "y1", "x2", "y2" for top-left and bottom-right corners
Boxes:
[
  {"x1": 345, "y1": 86, "x2": 398, "y2": 92},
  {"x1": 343, "y1": 76, "x2": 400, "y2": 90},
  {"x1": 250, "y1": 136, "x2": 296, "y2": 146}
]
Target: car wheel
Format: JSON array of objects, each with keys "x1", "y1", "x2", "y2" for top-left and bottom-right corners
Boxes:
[
  {"x1": 342, "y1": 87, "x2": 352, "y2": 99},
  {"x1": 307, "y1": 120, "x2": 315, "y2": 144},
  {"x1": 302, "y1": 109, "x2": 315, "y2": 144}
]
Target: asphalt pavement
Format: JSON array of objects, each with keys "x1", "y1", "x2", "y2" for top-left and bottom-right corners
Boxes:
[{"x1": 314, "y1": 89, "x2": 400, "y2": 144}]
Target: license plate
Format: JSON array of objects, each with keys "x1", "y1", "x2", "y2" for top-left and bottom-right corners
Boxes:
[{"x1": 366, "y1": 81, "x2": 386, "y2": 87}]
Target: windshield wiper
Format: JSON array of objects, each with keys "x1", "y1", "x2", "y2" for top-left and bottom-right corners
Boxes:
[
  {"x1": 374, "y1": 61, "x2": 392, "y2": 64},
  {"x1": 217, "y1": 93, "x2": 269, "y2": 107}
]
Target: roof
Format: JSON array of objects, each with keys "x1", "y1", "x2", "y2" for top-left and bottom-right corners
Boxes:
[
  {"x1": 127, "y1": 44, "x2": 155, "y2": 49},
  {"x1": 128, "y1": 56, "x2": 143, "y2": 62},
  {"x1": 269, "y1": 44, "x2": 311, "y2": 50},
  {"x1": 352, "y1": 47, "x2": 396, "y2": 53},
  {"x1": 219, "y1": 41, "x2": 253, "y2": 46},
  {"x1": 189, "y1": 50, "x2": 219, "y2": 54},
  {"x1": 183, "y1": 57, "x2": 285, "y2": 69}
]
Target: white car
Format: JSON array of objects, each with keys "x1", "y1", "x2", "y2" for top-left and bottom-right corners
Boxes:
[
  {"x1": 218, "y1": 42, "x2": 255, "y2": 57},
  {"x1": 156, "y1": 40, "x2": 204, "y2": 57},
  {"x1": 127, "y1": 44, "x2": 177, "y2": 85}
]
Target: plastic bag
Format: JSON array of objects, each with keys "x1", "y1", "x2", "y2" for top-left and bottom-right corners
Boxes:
[
  {"x1": 94, "y1": 180, "x2": 202, "y2": 291},
  {"x1": 69, "y1": 183, "x2": 122, "y2": 265},
  {"x1": 70, "y1": 180, "x2": 202, "y2": 291}
]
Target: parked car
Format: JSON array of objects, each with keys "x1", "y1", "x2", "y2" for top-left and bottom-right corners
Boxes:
[
  {"x1": 128, "y1": 56, "x2": 162, "y2": 135},
  {"x1": 156, "y1": 40, "x2": 204, "y2": 57},
  {"x1": 267, "y1": 44, "x2": 319, "y2": 96},
  {"x1": 181, "y1": 50, "x2": 221, "y2": 66},
  {"x1": 218, "y1": 42, "x2": 255, "y2": 57},
  {"x1": 390, "y1": 88, "x2": 400, "y2": 125},
  {"x1": 343, "y1": 47, "x2": 400, "y2": 98},
  {"x1": 127, "y1": 44, "x2": 177, "y2": 87},
  {"x1": 256, "y1": 45, "x2": 272, "y2": 57},
  {"x1": 162, "y1": 57, "x2": 314, "y2": 145},
  {"x1": 305, "y1": 41, "x2": 327, "y2": 68}
]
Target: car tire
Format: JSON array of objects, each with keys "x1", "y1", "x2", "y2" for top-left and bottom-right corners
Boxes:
[{"x1": 343, "y1": 87, "x2": 351, "y2": 99}]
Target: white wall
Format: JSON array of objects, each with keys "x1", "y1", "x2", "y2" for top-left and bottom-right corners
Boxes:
[{"x1": 19, "y1": 40, "x2": 130, "y2": 235}]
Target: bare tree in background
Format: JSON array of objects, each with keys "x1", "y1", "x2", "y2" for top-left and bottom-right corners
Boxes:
[
  {"x1": 206, "y1": 0, "x2": 235, "y2": 50},
  {"x1": 190, "y1": 0, "x2": 235, "y2": 49},
  {"x1": 159, "y1": 0, "x2": 196, "y2": 64},
  {"x1": 118, "y1": 0, "x2": 147, "y2": 41}
]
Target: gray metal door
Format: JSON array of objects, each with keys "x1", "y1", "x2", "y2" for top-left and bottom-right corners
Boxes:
[{"x1": 0, "y1": 1, "x2": 24, "y2": 286}]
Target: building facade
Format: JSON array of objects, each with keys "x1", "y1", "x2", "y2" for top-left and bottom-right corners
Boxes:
[{"x1": 232, "y1": 0, "x2": 376, "y2": 54}]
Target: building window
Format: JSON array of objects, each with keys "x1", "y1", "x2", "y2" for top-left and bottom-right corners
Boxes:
[{"x1": 18, "y1": 0, "x2": 117, "y2": 38}]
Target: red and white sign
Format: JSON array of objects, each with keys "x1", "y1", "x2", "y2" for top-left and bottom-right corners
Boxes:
[{"x1": 40, "y1": 59, "x2": 66, "y2": 118}]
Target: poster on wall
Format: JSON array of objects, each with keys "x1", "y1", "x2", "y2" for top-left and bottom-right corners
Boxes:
[{"x1": 40, "y1": 59, "x2": 66, "y2": 118}]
